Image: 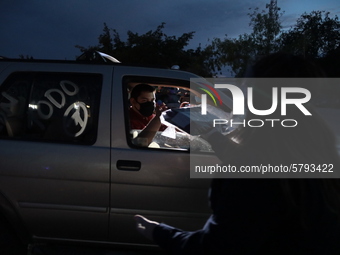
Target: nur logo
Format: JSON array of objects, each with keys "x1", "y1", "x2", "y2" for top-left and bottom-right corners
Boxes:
[{"x1": 198, "y1": 83, "x2": 312, "y2": 128}]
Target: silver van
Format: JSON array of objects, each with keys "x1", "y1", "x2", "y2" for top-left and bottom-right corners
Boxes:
[{"x1": 0, "y1": 54, "x2": 230, "y2": 248}]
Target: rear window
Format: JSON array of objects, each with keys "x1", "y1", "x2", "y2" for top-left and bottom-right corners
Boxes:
[{"x1": 0, "y1": 72, "x2": 102, "y2": 145}]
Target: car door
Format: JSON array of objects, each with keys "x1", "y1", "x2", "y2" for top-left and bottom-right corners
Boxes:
[
  {"x1": 109, "y1": 66, "x2": 222, "y2": 245},
  {"x1": 0, "y1": 63, "x2": 112, "y2": 242}
]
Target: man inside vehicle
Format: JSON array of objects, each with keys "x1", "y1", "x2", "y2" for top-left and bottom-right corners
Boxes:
[{"x1": 129, "y1": 83, "x2": 167, "y2": 146}]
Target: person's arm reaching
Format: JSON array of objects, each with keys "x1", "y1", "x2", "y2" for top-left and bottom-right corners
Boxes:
[{"x1": 137, "y1": 104, "x2": 167, "y2": 145}]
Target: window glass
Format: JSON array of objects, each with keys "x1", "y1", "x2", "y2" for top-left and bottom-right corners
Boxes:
[
  {"x1": 124, "y1": 76, "x2": 215, "y2": 152},
  {"x1": 0, "y1": 72, "x2": 102, "y2": 145}
]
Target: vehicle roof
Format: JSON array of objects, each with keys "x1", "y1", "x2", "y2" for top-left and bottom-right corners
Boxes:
[
  {"x1": 0, "y1": 57, "x2": 169, "y2": 68},
  {"x1": 0, "y1": 50, "x2": 174, "y2": 70}
]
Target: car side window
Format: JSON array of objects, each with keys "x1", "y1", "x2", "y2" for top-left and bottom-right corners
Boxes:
[
  {"x1": 0, "y1": 72, "x2": 102, "y2": 145},
  {"x1": 124, "y1": 76, "x2": 215, "y2": 152}
]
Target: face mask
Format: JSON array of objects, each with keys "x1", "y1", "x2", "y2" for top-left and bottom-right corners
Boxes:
[{"x1": 137, "y1": 101, "x2": 155, "y2": 117}]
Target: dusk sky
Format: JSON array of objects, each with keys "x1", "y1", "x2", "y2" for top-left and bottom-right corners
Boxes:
[{"x1": 1, "y1": 0, "x2": 340, "y2": 60}]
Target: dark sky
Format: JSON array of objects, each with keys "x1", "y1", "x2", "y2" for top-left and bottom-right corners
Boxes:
[{"x1": 1, "y1": 0, "x2": 340, "y2": 60}]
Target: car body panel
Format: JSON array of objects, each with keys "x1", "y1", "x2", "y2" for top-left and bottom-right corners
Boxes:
[
  {"x1": 0, "y1": 62, "x2": 112, "y2": 241},
  {"x1": 108, "y1": 66, "x2": 218, "y2": 244},
  {"x1": 0, "y1": 59, "x2": 225, "y2": 246}
]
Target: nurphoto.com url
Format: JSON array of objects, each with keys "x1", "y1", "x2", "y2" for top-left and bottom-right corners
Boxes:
[{"x1": 194, "y1": 163, "x2": 334, "y2": 175}]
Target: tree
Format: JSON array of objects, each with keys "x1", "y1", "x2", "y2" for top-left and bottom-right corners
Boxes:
[
  {"x1": 76, "y1": 23, "x2": 212, "y2": 76},
  {"x1": 248, "y1": 0, "x2": 283, "y2": 56},
  {"x1": 207, "y1": 34, "x2": 255, "y2": 77},
  {"x1": 279, "y1": 11, "x2": 340, "y2": 58},
  {"x1": 76, "y1": 3, "x2": 340, "y2": 78},
  {"x1": 205, "y1": 1, "x2": 340, "y2": 77},
  {"x1": 207, "y1": 0, "x2": 283, "y2": 77}
]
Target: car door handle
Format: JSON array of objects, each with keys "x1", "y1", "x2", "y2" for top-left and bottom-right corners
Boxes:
[{"x1": 116, "y1": 160, "x2": 141, "y2": 171}]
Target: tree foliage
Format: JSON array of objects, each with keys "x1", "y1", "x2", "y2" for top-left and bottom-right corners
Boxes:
[
  {"x1": 248, "y1": 0, "x2": 283, "y2": 56},
  {"x1": 279, "y1": 11, "x2": 340, "y2": 58},
  {"x1": 76, "y1": 1, "x2": 340, "y2": 78},
  {"x1": 206, "y1": 2, "x2": 340, "y2": 77},
  {"x1": 76, "y1": 22, "x2": 212, "y2": 76},
  {"x1": 208, "y1": 0, "x2": 284, "y2": 77}
]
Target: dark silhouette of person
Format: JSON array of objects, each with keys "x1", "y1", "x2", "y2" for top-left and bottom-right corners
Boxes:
[{"x1": 134, "y1": 53, "x2": 340, "y2": 254}]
